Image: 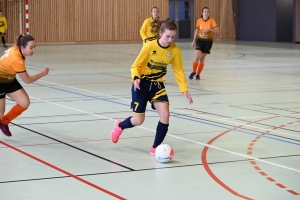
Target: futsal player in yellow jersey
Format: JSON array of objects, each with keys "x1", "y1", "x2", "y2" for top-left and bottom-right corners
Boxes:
[
  {"x1": 0, "y1": 33, "x2": 49, "y2": 137},
  {"x1": 140, "y1": 7, "x2": 160, "y2": 45},
  {"x1": 189, "y1": 7, "x2": 219, "y2": 80},
  {"x1": 111, "y1": 19, "x2": 193, "y2": 155},
  {"x1": 0, "y1": 10, "x2": 8, "y2": 47}
]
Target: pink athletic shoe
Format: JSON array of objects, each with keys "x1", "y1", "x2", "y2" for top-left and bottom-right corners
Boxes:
[
  {"x1": 150, "y1": 146, "x2": 156, "y2": 156},
  {"x1": 110, "y1": 120, "x2": 123, "y2": 143},
  {"x1": 0, "y1": 123, "x2": 12, "y2": 137}
]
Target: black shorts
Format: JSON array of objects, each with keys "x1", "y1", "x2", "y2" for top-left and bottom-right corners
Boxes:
[
  {"x1": 195, "y1": 39, "x2": 213, "y2": 54},
  {"x1": 131, "y1": 79, "x2": 169, "y2": 114},
  {"x1": 0, "y1": 78, "x2": 23, "y2": 99}
]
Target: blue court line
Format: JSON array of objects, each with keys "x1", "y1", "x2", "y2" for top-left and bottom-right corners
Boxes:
[{"x1": 29, "y1": 82, "x2": 300, "y2": 146}]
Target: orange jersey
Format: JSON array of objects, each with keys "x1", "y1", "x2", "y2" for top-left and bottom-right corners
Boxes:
[
  {"x1": 0, "y1": 45, "x2": 26, "y2": 83},
  {"x1": 195, "y1": 17, "x2": 217, "y2": 41}
]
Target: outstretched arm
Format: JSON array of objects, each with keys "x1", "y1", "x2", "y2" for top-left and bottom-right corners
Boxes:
[{"x1": 18, "y1": 67, "x2": 49, "y2": 84}]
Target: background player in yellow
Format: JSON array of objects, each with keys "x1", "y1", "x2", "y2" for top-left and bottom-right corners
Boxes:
[
  {"x1": 140, "y1": 7, "x2": 160, "y2": 45},
  {"x1": 111, "y1": 19, "x2": 193, "y2": 155},
  {"x1": 0, "y1": 10, "x2": 8, "y2": 47},
  {"x1": 189, "y1": 7, "x2": 219, "y2": 80},
  {"x1": 0, "y1": 33, "x2": 49, "y2": 137}
]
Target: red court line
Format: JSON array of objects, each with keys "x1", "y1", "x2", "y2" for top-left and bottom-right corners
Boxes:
[
  {"x1": 287, "y1": 190, "x2": 300, "y2": 195},
  {"x1": 201, "y1": 116, "x2": 277, "y2": 199},
  {"x1": 276, "y1": 183, "x2": 286, "y2": 188},
  {"x1": 0, "y1": 141, "x2": 126, "y2": 200},
  {"x1": 247, "y1": 118, "x2": 300, "y2": 196}
]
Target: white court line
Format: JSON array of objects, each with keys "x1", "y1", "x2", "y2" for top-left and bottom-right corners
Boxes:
[
  {"x1": 37, "y1": 80, "x2": 300, "y2": 138},
  {"x1": 30, "y1": 96, "x2": 300, "y2": 173},
  {"x1": 203, "y1": 74, "x2": 300, "y2": 89}
]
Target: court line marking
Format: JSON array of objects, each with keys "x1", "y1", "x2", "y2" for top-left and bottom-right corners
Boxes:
[
  {"x1": 28, "y1": 96, "x2": 300, "y2": 173},
  {"x1": 0, "y1": 140, "x2": 126, "y2": 200},
  {"x1": 35, "y1": 79, "x2": 300, "y2": 139}
]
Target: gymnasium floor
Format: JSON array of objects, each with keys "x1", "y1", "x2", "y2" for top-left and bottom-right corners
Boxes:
[{"x1": 0, "y1": 40, "x2": 299, "y2": 200}]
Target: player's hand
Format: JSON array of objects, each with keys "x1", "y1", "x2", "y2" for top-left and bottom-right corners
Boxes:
[
  {"x1": 145, "y1": 39, "x2": 149, "y2": 43},
  {"x1": 183, "y1": 92, "x2": 193, "y2": 104},
  {"x1": 41, "y1": 67, "x2": 49, "y2": 77},
  {"x1": 204, "y1": 28, "x2": 211, "y2": 33},
  {"x1": 191, "y1": 41, "x2": 195, "y2": 48},
  {"x1": 133, "y1": 79, "x2": 140, "y2": 91}
]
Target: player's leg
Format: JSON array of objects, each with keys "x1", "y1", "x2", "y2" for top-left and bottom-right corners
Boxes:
[
  {"x1": 189, "y1": 40, "x2": 203, "y2": 79},
  {"x1": 110, "y1": 81, "x2": 148, "y2": 143},
  {"x1": 0, "y1": 80, "x2": 28, "y2": 137},
  {"x1": 150, "y1": 101, "x2": 170, "y2": 155},
  {"x1": 196, "y1": 41, "x2": 212, "y2": 79},
  {"x1": 196, "y1": 53, "x2": 207, "y2": 80}
]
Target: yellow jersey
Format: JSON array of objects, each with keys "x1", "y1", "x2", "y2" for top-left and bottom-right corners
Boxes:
[
  {"x1": 0, "y1": 46, "x2": 26, "y2": 83},
  {"x1": 0, "y1": 16, "x2": 7, "y2": 34},
  {"x1": 140, "y1": 17, "x2": 160, "y2": 43},
  {"x1": 131, "y1": 39, "x2": 188, "y2": 93}
]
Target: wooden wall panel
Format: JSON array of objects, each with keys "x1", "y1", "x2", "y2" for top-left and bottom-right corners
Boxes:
[
  {"x1": 194, "y1": 0, "x2": 238, "y2": 40},
  {"x1": 296, "y1": 0, "x2": 300, "y2": 42},
  {"x1": 0, "y1": 0, "x2": 23, "y2": 44},
  {"x1": 0, "y1": 0, "x2": 241, "y2": 44}
]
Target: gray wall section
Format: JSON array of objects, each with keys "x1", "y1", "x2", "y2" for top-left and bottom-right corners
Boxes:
[
  {"x1": 276, "y1": 0, "x2": 294, "y2": 42},
  {"x1": 238, "y1": 0, "x2": 295, "y2": 42},
  {"x1": 238, "y1": 0, "x2": 277, "y2": 41}
]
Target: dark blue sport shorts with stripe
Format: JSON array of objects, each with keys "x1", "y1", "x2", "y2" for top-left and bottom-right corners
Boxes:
[{"x1": 130, "y1": 79, "x2": 169, "y2": 114}]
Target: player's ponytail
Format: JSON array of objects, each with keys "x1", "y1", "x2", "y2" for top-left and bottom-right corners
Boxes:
[
  {"x1": 16, "y1": 33, "x2": 35, "y2": 50},
  {"x1": 150, "y1": 18, "x2": 177, "y2": 35}
]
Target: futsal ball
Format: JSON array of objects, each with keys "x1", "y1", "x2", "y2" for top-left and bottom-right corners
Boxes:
[{"x1": 155, "y1": 144, "x2": 174, "y2": 163}]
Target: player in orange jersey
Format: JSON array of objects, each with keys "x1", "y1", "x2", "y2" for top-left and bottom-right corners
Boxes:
[
  {"x1": 189, "y1": 7, "x2": 219, "y2": 80},
  {"x1": 0, "y1": 33, "x2": 49, "y2": 137}
]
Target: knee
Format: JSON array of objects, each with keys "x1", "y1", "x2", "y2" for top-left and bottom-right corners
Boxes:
[
  {"x1": 19, "y1": 100, "x2": 30, "y2": 109},
  {"x1": 160, "y1": 111, "x2": 170, "y2": 123},
  {"x1": 131, "y1": 115, "x2": 145, "y2": 126}
]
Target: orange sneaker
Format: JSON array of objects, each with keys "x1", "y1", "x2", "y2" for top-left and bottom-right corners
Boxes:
[
  {"x1": 150, "y1": 146, "x2": 156, "y2": 156},
  {"x1": 110, "y1": 120, "x2": 123, "y2": 143}
]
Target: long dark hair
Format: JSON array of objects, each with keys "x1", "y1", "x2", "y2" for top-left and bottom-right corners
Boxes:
[
  {"x1": 16, "y1": 33, "x2": 35, "y2": 50},
  {"x1": 201, "y1": 7, "x2": 209, "y2": 18},
  {"x1": 150, "y1": 19, "x2": 177, "y2": 36}
]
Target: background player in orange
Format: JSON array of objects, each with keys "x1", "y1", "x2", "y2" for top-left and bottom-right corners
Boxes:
[
  {"x1": 189, "y1": 7, "x2": 219, "y2": 80},
  {"x1": 0, "y1": 10, "x2": 8, "y2": 47},
  {"x1": 140, "y1": 7, "x2": 160, "y2": 45},
  {"x1": 111, "y1": 19, "x2": 193, "y2": 155},
  {"x1": 0, "y1": 33, "x2": 49, "y2": 137}
]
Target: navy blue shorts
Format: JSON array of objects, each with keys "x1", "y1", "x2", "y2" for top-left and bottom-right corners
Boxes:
[
  {"x1": 0, "y1": 78, "x2": 23, "y2": 99},
  {"x1": 131, "y1": 79, "x2": 169, "y2": 113},
  {"x1": 195, "y1": 39, "x2": 213, "y2": 54}
]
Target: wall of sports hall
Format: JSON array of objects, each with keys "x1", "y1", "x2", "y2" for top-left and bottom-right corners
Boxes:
[{"x1": 0, "y1": 0, "x2": 299, "y2": 44}]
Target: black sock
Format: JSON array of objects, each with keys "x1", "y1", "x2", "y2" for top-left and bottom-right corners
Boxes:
[
  {"x1": 153, "y1": 121, "x2": 169, "y2": 148},
  {"x1": 1, "y1": 36, "x2": 5, "y2": 45},
  {"x1": 119, "y1": 117, "x2": 134, "y2": 130}
]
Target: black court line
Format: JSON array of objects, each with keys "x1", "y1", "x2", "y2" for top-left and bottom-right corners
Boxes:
[
  {"x1": 13, "y1": 116, "x2": 158, "y2": 126},
  {"x1": 186, "y1": 108, "x2": 300, "y2": 136},
  {"x1": 231, "y1": 106, "x2": 300, "y2": 120},
  {"x1": 230, "y1": 105, "x2": 300, "y2": 120},
  {"x1": 1, "y1": 154, "x2": 299, "y2": 184},
  {"x1": 254, "y1": 104, "x2": 300, "y2": 113},
  {"x1": 11, "y1": 123, "x2": 135, "y2": 171},
  {"x1": 170, "y1": 110, "x2": 300, "y2": 143}
]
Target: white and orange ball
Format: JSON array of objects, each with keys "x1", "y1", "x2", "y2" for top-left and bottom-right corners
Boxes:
[{"x1": 155, "y1": 144, "x2": 174, "y2": 163}]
